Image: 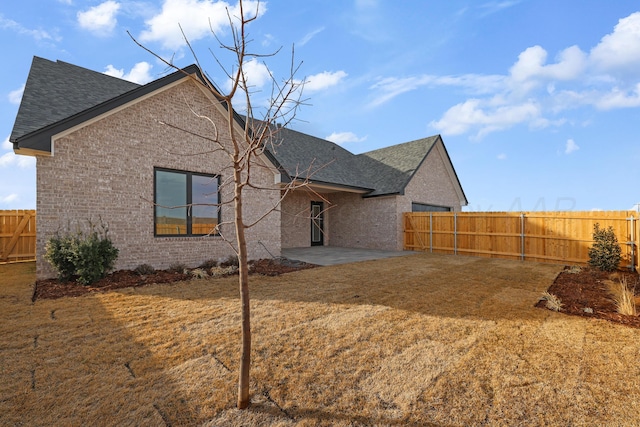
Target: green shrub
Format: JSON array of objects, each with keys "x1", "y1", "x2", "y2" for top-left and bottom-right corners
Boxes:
[
  {"x1": 44, "y1": 220, "x2": 119, "y2": 285},
  {"x1": 44, "y1": 234, "x2": 77, "y2": 282},
  {"x1": 588, "y1": 223, "x2": 621, "y2": 272}
]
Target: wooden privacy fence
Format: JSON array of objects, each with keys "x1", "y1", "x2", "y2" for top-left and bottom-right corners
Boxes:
[
  {"x1": 404, "y1": 211, "x2": 639, "y2": 270},
  {"x1": 0, "y1": 210, "x2": 36, "y2": 263}
]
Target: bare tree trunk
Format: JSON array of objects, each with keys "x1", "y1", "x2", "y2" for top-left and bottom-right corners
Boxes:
[
  {"x1": 234, "y1": 168, "x2": 251, "y2": 409},
  {"x1": 130, "y1": 1, "x2": 305, "y2": 408}
]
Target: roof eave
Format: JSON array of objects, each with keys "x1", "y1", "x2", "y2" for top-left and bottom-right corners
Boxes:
[
  {"x1": 434, "y1": 135, "x2": 469, "y2": 206},
  {"x1": 286, "y1": 178, "x2": 373, "y2": 194},
  {"x1": 363, "y1": 191, "x2": 402, "y2": 199},
  {"x1": 13, "y1": 144, "x2": 51, "y2": 157}
]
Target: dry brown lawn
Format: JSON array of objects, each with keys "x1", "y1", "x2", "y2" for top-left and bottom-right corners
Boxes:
[{"x1": 2, "y1": 253, "x2": 640, "y2": 426}]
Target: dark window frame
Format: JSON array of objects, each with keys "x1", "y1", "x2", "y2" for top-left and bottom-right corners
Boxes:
[
  {"x1": 154, "y1": 167, "x2": 221, "y2": 237},
  {"x1": 411, "y1": 202, "x2": 452, "y2": 212}
]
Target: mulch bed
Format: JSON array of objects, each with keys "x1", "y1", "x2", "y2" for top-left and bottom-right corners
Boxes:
[
  {"x1": 536, "y1": 266, "x2": 640, "y2": 329},
  {"x1": 32, "y1": 258, "x2": 317, "y2": 301}
]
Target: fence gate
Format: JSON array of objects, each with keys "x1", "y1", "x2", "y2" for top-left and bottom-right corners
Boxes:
[{"x1": 0, "y1": 210, "x2": 36, "y2": 263}]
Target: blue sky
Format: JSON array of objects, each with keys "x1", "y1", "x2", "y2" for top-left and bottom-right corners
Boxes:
[{"x1": 2, "y1": 0, "x2": 640, "y2": 211}]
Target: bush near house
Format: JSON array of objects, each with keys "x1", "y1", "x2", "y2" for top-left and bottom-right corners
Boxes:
[{"x1": 44, "y1": 221, "x2": 118, "y2": 285}]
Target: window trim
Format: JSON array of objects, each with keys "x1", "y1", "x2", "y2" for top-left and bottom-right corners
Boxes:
[{"x1": 154, "y1": 167, "x2": 221, "y2": 237}]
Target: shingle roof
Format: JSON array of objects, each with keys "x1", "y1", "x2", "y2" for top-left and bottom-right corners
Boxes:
[
  {"x1": 10, "y1": 57, "x2": 465, "y2": 200},
  {"x1": 358, "y1": 136, "x2": 439, "y2": 196},
  {"x1": 265, "y1": 127, "x2": 374, "y2": 192},
  {"x1": 10, "y1": 57, "x2": 140, "y2": 142},
  {"x1": 266, "y1": 129, "x2": 441, "y2": 196}
]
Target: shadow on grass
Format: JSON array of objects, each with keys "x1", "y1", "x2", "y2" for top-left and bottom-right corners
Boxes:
[
  {"x1": 234, "y1": 402, "x2": 441, "y2": 426},
  {"x1": 0, "y1": 262, "x2": 213, "y2": 426}
]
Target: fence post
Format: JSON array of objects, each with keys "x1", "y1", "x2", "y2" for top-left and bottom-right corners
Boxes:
[
  {"x1": 454, "y1": 212, "x2": 458, "y2": 255},
  {"x1": 520, "y1": 213, "x2": 525, "y2": 261},
  {"x1": 628, "y1": 215, "x2": 636, "y2": 271},
  {"x1": 429, "y1": 213, "x2": 433, "y2": 253}
]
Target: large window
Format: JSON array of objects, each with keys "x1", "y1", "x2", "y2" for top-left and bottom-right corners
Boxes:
[{"x1": 154, "y1": 168, "x2": 220, "y2": 236}]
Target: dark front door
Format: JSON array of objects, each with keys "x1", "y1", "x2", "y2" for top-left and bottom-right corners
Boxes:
[{"x1": 310, "y1": 201, "x2": 324, "y2": 246}]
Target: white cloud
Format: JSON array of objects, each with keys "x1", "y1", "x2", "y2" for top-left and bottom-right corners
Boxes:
[
  {"x1": 497, "y1": 153, "x2": 507, "y2": 160},
  {"x1": 0, "y1": 152, "x2": 12, "y2": 167},
  {"x1": 139, "y1": 0, "x2": 265, "y2": 51},
  {"x1": 369, "y1": 73, "x2": 504, "y2": 108},
  {"x1": 565, "y1": 138, "x2": 579, "y2": 154},
  {"x1": 242, "y1": 59, "x2": 271, "y2": 89},
  {"x1": 299, "y1": 27, "x2": 325, "y2": 47},
  {"x1": 367, "y1": 11, "x2": 640, "y2": 139},
  {"x1": 369, "y1": 75, "x2": 434, "y2": 107},
  {"x1": 430, "y1": 98, "x2": 541, "y2": 139},
  {"x1": 0, "y1": 136, "x2": 36, "y2": 169},
  {"x1": 0, "y1": 14, "x2": 61, "y2": 42},
  {"x1": 77, "y1": 1, "x2": 121, "y2": 36},
  {"x1": 595, "y1": 83, "x2": 640, "y2": 110},
  {"x1": 8, "y1": 84, "x2": 25, "y2": 104},
  {"x1": 509, "y1": 45, "x2": 587, "y2": 85},
  {"x1": 0, "y1": 152, "x2": 36, "y2": 169},
  {"x1": 104, "y1": 62, "x2": 154, "y2": 84},
  {"x1": 590, "y1": 12, "x2": 640, "y2": 74},
  {"x1": 325, "y1": 131, "x2": 367, "y2": 145},
  {"x1": 221, "y1": 59, "x2": 272, "y2": 110},
  {"x1": 304, "y1": 71, "x2": 347, "y2": 93},
  {"x1": 1, "y1": 194, "x2": 18, "y2": 204},
  {"x1": 17, "y1": 156, "x2": 36, "y2": 169},
  {"x1": 552, "y1": 83, "x2": 640, "y2": 111},
  {"x1": 261, "y1": 33, "x2": 275, "y2": 47}
]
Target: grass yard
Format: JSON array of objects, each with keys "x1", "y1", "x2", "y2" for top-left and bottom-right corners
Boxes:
[{"x1": 2, "y1": 253, "x2": 640, "y2": 426}]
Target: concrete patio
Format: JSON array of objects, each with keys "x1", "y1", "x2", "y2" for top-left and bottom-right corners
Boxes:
[{"x1": 281, "y1": 246, "x2": 413, "y2": 266}]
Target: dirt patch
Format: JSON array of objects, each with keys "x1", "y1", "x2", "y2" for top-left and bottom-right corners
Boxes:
[
  {"x1": 537, "y1": 266, "x2": 640, "y2": 328},
  {"x1": 33, "y1": 257, "x2": 317, "y2": 301}
]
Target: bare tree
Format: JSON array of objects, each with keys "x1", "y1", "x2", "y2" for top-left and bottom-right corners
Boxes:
[{"x1": 131, "y1": 0, "x2": 319, "y2": 409}]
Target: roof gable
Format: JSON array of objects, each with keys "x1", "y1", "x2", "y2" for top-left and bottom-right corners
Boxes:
[
  {"x1": 10, "y1": 58, "x2": 209, "y2": 154},
  {"x1": 357, "y1": 136, "x2": 439, "y2": 196},
  {"x1": 10, "y1": 57, "x2": 140, "y2": 143}
]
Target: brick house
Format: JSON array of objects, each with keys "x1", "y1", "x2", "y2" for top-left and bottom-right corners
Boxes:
[{"x1": 10, "y1": 57, "x2": 467, "y2": 279}]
